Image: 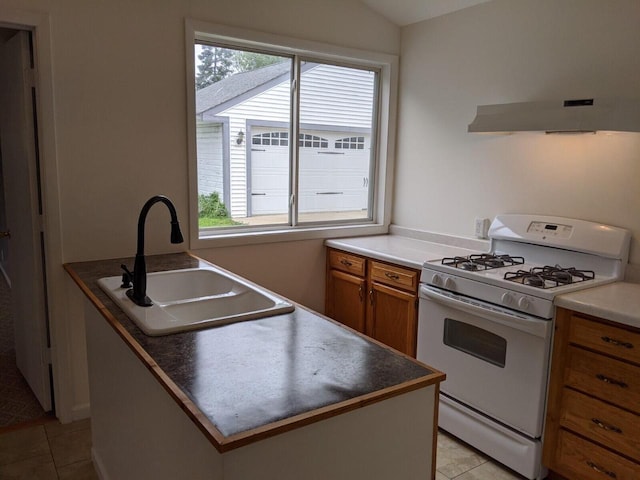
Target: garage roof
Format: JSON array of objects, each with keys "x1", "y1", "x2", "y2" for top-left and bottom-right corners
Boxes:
[{"x1": 196, "y1": 61, "x2": 290, "y2": 115}]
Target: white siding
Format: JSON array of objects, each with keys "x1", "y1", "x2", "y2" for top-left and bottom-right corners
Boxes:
[
  {"x1": 206, "y1": 64, "x2": 374, "y2": 217},
  {"x1": 300, "y1": 65, "x2": 375, "y2": 128},
  {"x1": 196, "y1": 121, "x2": 224, "y2": 199},
  {"x1": 218, "y1": 81, "x2": 291, "y2": 217},
  {"x1": 229, "y1": 117, "x2": 249, "y2": 217}
]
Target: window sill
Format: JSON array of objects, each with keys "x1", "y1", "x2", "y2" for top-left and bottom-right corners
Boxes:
[{"x1": 189, "y1": 222, "x2": 389, "y2": 249}]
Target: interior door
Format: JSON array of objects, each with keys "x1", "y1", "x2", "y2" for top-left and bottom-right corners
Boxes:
[{"x1": 0, "y1": 30, "x2": 52, "y2": 410}]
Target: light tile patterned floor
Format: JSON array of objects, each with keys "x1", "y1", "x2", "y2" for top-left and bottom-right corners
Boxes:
[
  {"x1": 0, "y1": 419, "x2": 526, "y2": 479},
  {"x1": 0, "y1": 418, "x2": 96, "y2": 480},
  {"x1": 436, "y1": 430, "x2": 526, "y2": 479}
]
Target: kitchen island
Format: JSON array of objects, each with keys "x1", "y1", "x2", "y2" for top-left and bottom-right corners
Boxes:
[{"x1": 65, "y1": 253, "x2": 444, "y2": 480}]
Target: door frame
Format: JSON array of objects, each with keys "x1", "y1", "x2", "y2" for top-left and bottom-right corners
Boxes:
[{"x1": 1, "y1": 9, "x2": 72, "y2": 421}]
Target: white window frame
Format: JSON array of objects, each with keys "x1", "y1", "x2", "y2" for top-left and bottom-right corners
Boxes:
[{"x1": 185, "y1": 19, "x2": 398, "y2": 249}]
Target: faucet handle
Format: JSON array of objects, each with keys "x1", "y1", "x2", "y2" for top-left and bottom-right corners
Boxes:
[{"x1": 120, "y1": 264, "x2": 133, "y2": 288}]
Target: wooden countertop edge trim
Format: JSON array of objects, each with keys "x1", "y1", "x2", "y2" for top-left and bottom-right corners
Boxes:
[
  {"x1": 217, "y1": 374, "x2": 444, "y2": 452},
  {"x1": 64, "y1": 258, "x2": 443, "y2": 453}
]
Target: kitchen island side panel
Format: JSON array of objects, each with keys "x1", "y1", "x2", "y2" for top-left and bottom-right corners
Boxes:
[
  {"x1": 85, "y1": 299, "x2": 223, "y2": 480},
  {"x1": 85, "y1": 298, "x2": 436, "y2": 479},
  {"x1": 223, "y1": 385, "x2": 435, "y2": 480}
]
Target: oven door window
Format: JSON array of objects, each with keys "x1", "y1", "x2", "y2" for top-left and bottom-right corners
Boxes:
[{"x1": 443, "y1": 318, "x2": 507, "y2": 368}]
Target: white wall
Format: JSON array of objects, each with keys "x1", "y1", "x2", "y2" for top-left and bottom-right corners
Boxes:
[
  {"x1": 41, "y1": 0, "x2": 397, "y2": 262},
  {"x1": 395, "y1": 0, "x2": 640, "y2": 267},
  {"x1": 0, "y1": 0, "x2": 398, "y2": 421}
]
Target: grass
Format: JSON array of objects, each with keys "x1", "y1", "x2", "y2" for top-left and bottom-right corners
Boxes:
[{"x1": 198, "y1": 217, "x2": 244, "y2": 228}]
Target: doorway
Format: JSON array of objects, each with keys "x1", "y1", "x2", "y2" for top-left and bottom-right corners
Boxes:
[
  {"x1": 0, "y1": 26, "x2": 53, "y2": 428},
  {"x1": 0, "y1": 276, "x2": 47, "y2": 427}
]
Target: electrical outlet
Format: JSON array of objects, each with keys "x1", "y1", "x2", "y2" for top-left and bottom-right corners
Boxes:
[{"x1": 474, "y1": 218, "x2": 490, "y2": 239}]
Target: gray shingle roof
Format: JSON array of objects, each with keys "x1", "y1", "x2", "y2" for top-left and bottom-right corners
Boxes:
[{"x1": 195, "y1": 61, "x2": 290, "y2": 115}]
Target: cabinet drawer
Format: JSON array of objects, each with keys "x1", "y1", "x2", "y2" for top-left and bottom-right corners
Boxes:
[
  {"x1": 369, "y1": 261, "x2": 418, "y2": 292},
  {"x1": 560, "y1": 387, "x2": 640, "y2": 462},
  {"x1": 569, "y1": 315, "x2": 640, "y2": 365},
  {"x1": 328, "y1": 250, "x2": 365, "y2": 276},
  {"x1": 555, "y1": 429, "x2": 640, "y2": 480},
  {"x1": 565, "y1": 346, "x2": 640, "y2": 414}
]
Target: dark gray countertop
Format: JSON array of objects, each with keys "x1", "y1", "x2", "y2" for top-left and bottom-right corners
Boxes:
[{"x1": 65, "y1": 253, "x2": 443, "y2": 451}]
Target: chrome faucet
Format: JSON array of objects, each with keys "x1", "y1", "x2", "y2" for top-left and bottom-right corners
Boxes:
[{"x1": 124, "y1": 195, "x2": 183, "y2": 307}]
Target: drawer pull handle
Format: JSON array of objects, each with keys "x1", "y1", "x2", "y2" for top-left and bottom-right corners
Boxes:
[
  {"x1": 596, "y1": 374, "x2": 628, "y2": 388},
  {"x1": 384, "y1": 272, "x2": 400, "y2": 280},
  {"x1": 340, "y1": 259, "x2": 353, "y2": 267},
  {"x1": 601, "y1": 336, "x2": 634, "y2": 349},
  {"x1": 586, "y1": 461, "x2": 617, "y2": 478},
  {"x1": 591, "y1": 418, "x2": 623, "y2": 434}
]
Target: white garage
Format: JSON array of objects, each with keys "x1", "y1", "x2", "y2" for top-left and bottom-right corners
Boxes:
[
  {"x1": 196, "y1": 61, "x2": 375, "y2": 221},
  {"x1": 249, "y1": 127, "x2": 371, "y2": 216}
]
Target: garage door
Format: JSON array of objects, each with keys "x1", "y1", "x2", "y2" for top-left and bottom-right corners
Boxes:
[
  {"x1": 249, "y1": 129, "x2": 290, "y2": 216},
  {"x1": 249, "y1": 127, "x2": 370, "y2": 217}
]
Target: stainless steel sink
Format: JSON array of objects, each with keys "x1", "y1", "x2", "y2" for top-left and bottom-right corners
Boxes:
[{"x1": 98, "y1": 266, "x2": 294, "y2": 336}]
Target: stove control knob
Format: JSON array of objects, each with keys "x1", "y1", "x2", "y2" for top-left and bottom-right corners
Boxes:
[
  {"x1": 501, "y1": 292, "x2": 514, "y2": 306},
  {"x1": 444, "y1": 277, "x2": 456, "y2": 290},
  {"x1": 431, "y1": 274, "x2": 443, "y2": 286},
  {"x1": 518, "y1": 297, "x2": 531, "y2": 310}
]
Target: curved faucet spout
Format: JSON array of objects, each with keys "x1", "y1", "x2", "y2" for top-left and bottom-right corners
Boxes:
[
  {"x1": 135, "y1": 195, "x2": 183, "y2": 255},
  {"x1": 127, "y1": 195, "x2": 184, "y2": 307}
]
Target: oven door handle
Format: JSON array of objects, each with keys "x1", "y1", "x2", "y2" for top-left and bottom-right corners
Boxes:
[{"x1": 419, "y1": 285, "x2": 550, "y2": 338}]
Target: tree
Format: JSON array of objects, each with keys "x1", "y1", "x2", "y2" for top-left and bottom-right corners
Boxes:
[
  {"x1": 196, "y1": 46, "x2": 234, "y2": 89},
  {"x1": 234, "y1": 52, "x2": 283, "y2": 73}
]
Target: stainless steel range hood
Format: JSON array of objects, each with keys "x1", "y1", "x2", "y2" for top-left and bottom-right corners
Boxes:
[{"x1": 468, "y1": 98, "x2": 640, "y2": 134}]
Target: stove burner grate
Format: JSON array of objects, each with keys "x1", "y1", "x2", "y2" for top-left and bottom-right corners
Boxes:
[
  {"x1": 442, "y1": 254, "x2": 525, "y2": 271},
  {"x1": 504, "y1": 265, "x2": 595, "y2": 289}
]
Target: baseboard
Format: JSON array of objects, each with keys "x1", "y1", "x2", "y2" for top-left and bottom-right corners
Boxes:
[
  {"x1": 92, "y1": 447, "x2": 108, "y2": 480},
  {"x1": 0, "y1": 264, "x2": 10, "y2": 287},
  {"x1": 70, "y1": 402, "x2": 91, "y2": 422}
]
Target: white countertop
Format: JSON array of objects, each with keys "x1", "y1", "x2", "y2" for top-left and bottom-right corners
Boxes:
[
  {"x1": 325, "y1": 234, "x2": 481, "y2": 270},
  {"x1": 327, "y1": 234, "x2": 640, "y2": 330},
  {"x1": 556, "y1": 282, "x2": 640, "y2": 329}
]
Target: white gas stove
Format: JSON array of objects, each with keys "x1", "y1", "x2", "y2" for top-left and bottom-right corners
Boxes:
[
  {"x1": 421, "y1": 214, "x2": 631, "y2": 319},
  {"x1": 417, "y1": 214, "x2": 631, "y2": 480}
]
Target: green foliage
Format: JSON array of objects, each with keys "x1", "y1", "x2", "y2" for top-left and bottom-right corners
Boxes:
[
  {"x1": 196, "y1": 46, "x2": 285, "y2": 89},
  {"x1": 196, "y1": 46, "x2": 234, "y2": 89},
  {"x1": 198, "y1": 192, "x2": 229, "y2": 218},
  {"x1": 234, "y1": 52, "x2": 283, "y2": 73}
]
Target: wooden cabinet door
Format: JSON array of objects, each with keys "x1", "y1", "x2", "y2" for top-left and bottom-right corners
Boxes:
[
  {"x1": 326, "y1": 269, "x2": 366, "y2": 333},
  {"x1": 367, "y1": 282, "x2": 417, "y2": 356}
]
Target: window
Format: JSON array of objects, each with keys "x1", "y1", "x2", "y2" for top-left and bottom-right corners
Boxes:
[
  {"x1": 186, "y1": 21, "x2": 397, "y2": 246},
  {"x1": 298, "y1": 134, "x2": 328, "y2": 149},
  {"x1": 253, "y1": 132, "x2": 289, "y2": 147},
  {"x1": 336, "y1": 136, "x2": 365, "y2": 150}
]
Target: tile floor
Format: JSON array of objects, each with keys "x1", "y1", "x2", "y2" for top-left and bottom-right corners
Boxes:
[
  {"x1": 0, "y1": 419, "x2": 525, "y2": 480},
  {"x1": 0, "y1": 418, "x2": 97, "y2": 479},
  {"x1": 436, "y1": 430, "x2": 526, "y2": 479}
]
